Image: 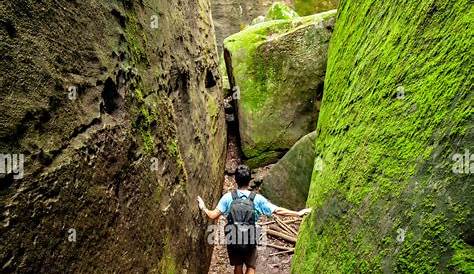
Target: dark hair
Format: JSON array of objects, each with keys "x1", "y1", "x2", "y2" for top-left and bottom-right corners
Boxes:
[{"x1": 235, "y1": 165, "x2": 251, "y2": 188}]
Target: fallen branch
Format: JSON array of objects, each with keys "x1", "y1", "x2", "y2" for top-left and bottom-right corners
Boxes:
[
  {"x1": 264, "y1": 243, "x2": 293, "y2": 251},
  {"x1": 269, "y1": 224, "x2": 285, "y2": 233},
  {"x1": 275, "y1": 216, "x2": 298, "y2": 236},
  {"x1": 267, "y1": 229, "x2": 297, "y2": 244},
  {"x1": 259, "y1": 218, "x2": 300, "y2": 226},
  {"x1": 270, "y1": 249, "x2": 295, "y2": 256}
]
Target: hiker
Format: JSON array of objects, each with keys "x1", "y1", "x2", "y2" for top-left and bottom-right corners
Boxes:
[{"x1": 197, "y1": 165, "x2": 312, "y2": 274}]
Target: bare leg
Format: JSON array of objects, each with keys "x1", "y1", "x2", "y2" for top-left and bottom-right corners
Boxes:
[
  {"x1": 245, "y1": 266, "x2": 256, "y2": 274},
  {"x1": 234, "y1": 265, "x2": 244, "y2": 274}
]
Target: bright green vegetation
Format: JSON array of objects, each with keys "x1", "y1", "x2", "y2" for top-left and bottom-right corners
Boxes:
[
  {"x1": 224, "y1": 11, "x2": 336, "y2": 168},
  {"x1": 293, "y1": 0, "x2": 339, "y2": 16},
  {"x1": 292, "y1": 0, "x2": 473, "y2": 273},
  {"x1": 265, "y1": 2, "x2": 300, "y2": 21}
]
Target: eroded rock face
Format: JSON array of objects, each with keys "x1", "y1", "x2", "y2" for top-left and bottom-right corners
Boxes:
[
  {"x1": 293, "y1": 0, "x2": 473, "y2": 272},
  {"x1": 260, "y1": 131, "x2": 317, "y2": 209},
  {"x1": 224, "y1": 11, "x2": 336, "y2": 168},
  {"x1": 211, "y1": 0, "x2": 293, "y2": 53},
  {"x1": 0, "y1": 0, "x2": 226, "y2": 273}
]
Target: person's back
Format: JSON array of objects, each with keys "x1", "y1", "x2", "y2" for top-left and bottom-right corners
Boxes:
[{"x1": 197, "y1": 165, "x2": 311, "y2": 274}]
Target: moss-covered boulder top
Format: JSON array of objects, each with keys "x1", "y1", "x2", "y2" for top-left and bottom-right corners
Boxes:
[
  {"x1": 224, "y1": 10, "x2": 336, "y2": 168},
  {"x1": 265, "y1": 2, "x2": 300, "y2": 21}
]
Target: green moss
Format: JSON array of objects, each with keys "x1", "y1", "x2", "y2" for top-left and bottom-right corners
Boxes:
[
  {"x1": 224, "y1": 11, "x2": 335, "y2": 111},
  {"x1": 448, "y1": 240, "x2": 474, "y2": 273},
  {"x1": 167, "y1": 139, "x2": 178, "y2": 157},
  {"x1": 207, "y1": 95, "x2": 219, "y2": 135},
  {"x1": 265, "y1": 2, "x2": 299, "y2": 21},
  {"x1": 141, "y1": 130, "x2": 155, "y2": 153},
  {"x1": 136, "y1": 103, "x2": 158, "y2": 153},
  {"x1": 134, "y1": 88, "x2": 144, "y2": 101},
  {"x1": 292, "y1": 0, "x2": 473, "y2": 272},
  {"x1": 158, "y1": 233, "x2": 178, "y2": 274},
  {"x1": 167, "y1": 139, "x2": 186, "y2": 178},
  {"x1": 123, "y1": 10, "x2": 147, "y2": 66},
  {"x1": 294, "y1": 0, "x2": 339, "y2": 16}
]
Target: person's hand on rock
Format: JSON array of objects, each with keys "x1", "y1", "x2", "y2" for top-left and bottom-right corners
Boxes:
[
  {"x1": 197, "y1": 196, "x2": 206, "y2": 210},
  {"x1": 297, "y1": 208, "x2": 312, "y2": 217}
]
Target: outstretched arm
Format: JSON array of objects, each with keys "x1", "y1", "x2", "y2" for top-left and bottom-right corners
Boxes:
[
  {"x1": 197, "y1": 196, "x2": 222, "y2": 220},
  {"x1": 274, "y1": 207, "x2": 311, "y2": 217}
]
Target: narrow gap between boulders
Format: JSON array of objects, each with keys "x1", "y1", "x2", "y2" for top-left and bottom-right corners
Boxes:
[{"x1": 207, "y1": 93, "x2": 305, "y2": 274}]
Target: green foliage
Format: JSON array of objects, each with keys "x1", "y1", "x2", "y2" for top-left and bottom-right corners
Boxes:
[
  {"x1": 123, "y1": 10, "x2": 147, "y2": 66},
  {"x1": 292, "y1": 0, "x2": 473, "y2": 272}
]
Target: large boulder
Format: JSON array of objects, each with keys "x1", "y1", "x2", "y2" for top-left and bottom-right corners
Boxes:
[
  {"x1": 294, "y1": 0, "x2": 339, "y2": 16},
  {"x1": 293, "y1": 0, "x2": 473, "y2": 273},
  {"x1": 224, "y1": 10, "x2": 336, "y2": 168},
  {"x1": 0, "y1": 0, "x2": 226, "y2": 273},
  {"x1": 260, "y1": 131, "x2": 317, "y2": 209}
]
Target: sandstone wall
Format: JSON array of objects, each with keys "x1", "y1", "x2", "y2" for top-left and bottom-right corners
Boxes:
[{"x1": 0, "y1": 0, "x2": 226, "y2": 273}]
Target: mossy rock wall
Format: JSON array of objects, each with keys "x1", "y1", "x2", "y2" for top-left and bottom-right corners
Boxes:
[
  {"x1": 294, "y1": 0, "x2": 339, "y2": 16},
  {"x1": 292, "y1": 0, "x2": 473, "y2": 273},
  {"x1": 224, "y1": 11, "x2": 336, "y2": 168},
  {"x1": 0, "y1": 0, "x2": 226, "y2": 273},
  {"x1": 261, "y1": 131, "x2": 317, "y2": 209}
]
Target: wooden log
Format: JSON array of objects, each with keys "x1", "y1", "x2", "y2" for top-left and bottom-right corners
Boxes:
[
  {"x1": 275, "y1": 218, "x2": 294, "y2": 237},
  {"x1": 259, "y1": 218, "x2": 300, "y2": 226},
  {"x1": 275, "y1": 216, "x2": 298, "y2": 236},
  {"x1": 270, "y1": 249, "x2": 295, "y2": 256},
  {"x1": 266, "y1": 229, "x2": 297, "y2": 244},
  {"x1": 269, "y1": 224, "x2": 285, "y2": 233},
  {"x1": 264, "y1": 243, "x2": 293, "y2": 251}
]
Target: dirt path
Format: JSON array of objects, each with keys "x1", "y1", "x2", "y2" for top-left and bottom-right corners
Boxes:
[{"x1": 208, "y1": 107, "x2": 299, "y2": 274}]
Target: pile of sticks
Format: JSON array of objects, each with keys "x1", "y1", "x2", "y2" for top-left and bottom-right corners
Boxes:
[{"x1": 258, "y1": 216, "x2": 301, "y2": 256}]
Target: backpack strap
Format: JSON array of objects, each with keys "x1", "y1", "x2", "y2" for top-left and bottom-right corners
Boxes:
[
  {"x1": 231, "y1": 190, "x2": 239, "y2": 200},
  {"x1": 249, "y1": 191, "x2": 256, "y2": 202}
]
